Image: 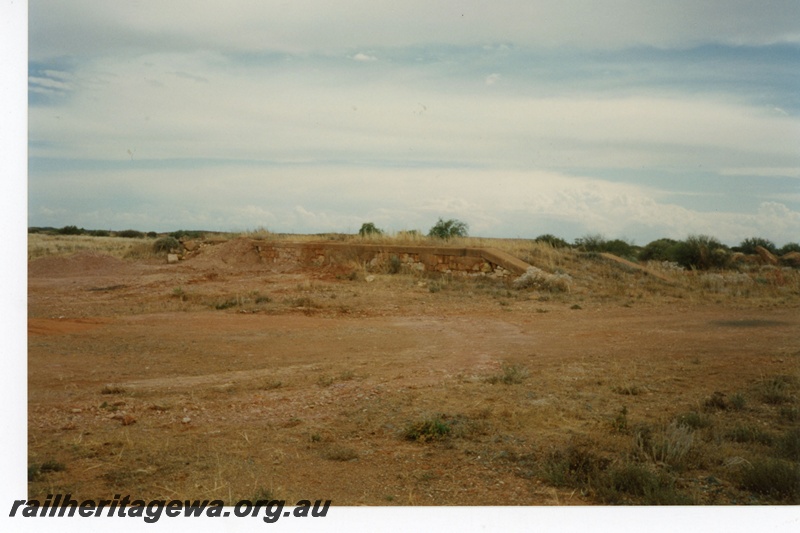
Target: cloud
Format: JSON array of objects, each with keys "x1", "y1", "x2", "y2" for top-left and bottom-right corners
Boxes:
[
  {"x1": 25, "y1": 0, "x2": 800, "y2": 246},
  {"x1": 352, "y1": 52, "x2": 377, "y2": 62},
  {"x1": 29, "y1": 1, "x2": 800, "y2": 60}
]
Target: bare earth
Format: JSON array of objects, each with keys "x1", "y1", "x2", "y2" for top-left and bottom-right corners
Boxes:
[{"x1": 27, "y1": 239, "x2": 800, "y2": 505}]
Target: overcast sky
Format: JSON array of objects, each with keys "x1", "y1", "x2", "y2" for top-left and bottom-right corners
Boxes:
[{"x1": 26, "y1": 1, "x2": 800, "y2": 245}]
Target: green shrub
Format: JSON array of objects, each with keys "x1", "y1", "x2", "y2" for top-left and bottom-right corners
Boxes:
[
  {"x1": 574, "y1": 234, "x2": 606, "y2": 252},
  {"x1": 116, "y1": 229, "x2": 145, "y2": 239},
  {"x1": 358, "y1": 222, "x2": 383, "y2": 237},
  {"x1": 703, "y1": 391, "x2": 729, "y2": 411},
  {"x1": 736, "y1": 237, "x2": 777, "y2": 255},
  {"x1": 758, "y1": 376, "x2": 795, "y2": 405},
  {"x1": 672, "y1": 235, "x2": 730, "y2": 270},
  {"x1": 724, "y1": 425, "x2": 773, "y2": 446},
  {"x1": 778, "y1": 242, "x2": 800, "y2": 255},
  {"x1": 729, "y1": 393, "x2": 747, "y2": 411},
  {"x1": 639, "y1": 238, "x2": 681, "y2": 262},
  {"x1": 777, "y1": 428, "x2": 800, "y2": 461},
  {"x1": 58, "y1": 225, "x2": 84, "y2": 235},
  {"x1": 170, "y1": 229, "x2": 204, "y2": 240},
  {"x1": 575, "y1": 234, "x2": 636, "y2": 259},
  {"x1": 534, "y1": 234, "x2": 570, "y2": 248},
  {"x1": 634, "y1": 422, "x2": 694, "y2": 469},
  {"x1": 428, "y1": 218, "x2": 468, "y2": 240},
  {"x1": 738, "y1": 459, "x2": 800, "y2": 501},
  {"x1": 404, "y1": 416, "x2": 452, "y2": 442},
  {"x1": 153, "y1": 236, "x2": 181, "y2": 254},
  {"x1": 602, "y1": 464, "x2": 689, "y2": 504},
  {"x1": 540, "y1": 444, "x2": 609, "y2": 488},
  {"x1": 676, "y1": 411, "x2": 712, "y2": 429}
]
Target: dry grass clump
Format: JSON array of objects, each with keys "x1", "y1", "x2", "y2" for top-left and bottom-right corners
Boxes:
[
  {"x1": 512, "y1": 266, "x2": 572, "y2": 292},
  {"x1": 485, "y1": 363, "x2": 530, "y2": 385}
]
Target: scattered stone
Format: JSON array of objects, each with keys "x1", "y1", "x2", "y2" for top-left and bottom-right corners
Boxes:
[
  {"x1": 121, "y1": 415, "x2": 136, "y2": 426},
  {"x1": 182, "y1": 240, "x2": 199, "y2": 252},
  {"x1": 365, "y1": 275, "x2": 375, "y2": 283},
  {"x1": 182, "y1": 416, "x2": 192, "y2": 424},
  {"x1": 167, "y1": 254, "x2": 180, "y2": 264}
]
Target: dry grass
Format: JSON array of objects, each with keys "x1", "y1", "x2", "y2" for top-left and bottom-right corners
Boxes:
[{"x1": 28, "y1": 234, "x2": 152, "y2": 260}]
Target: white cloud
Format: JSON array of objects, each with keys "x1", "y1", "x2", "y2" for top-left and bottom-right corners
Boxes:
[
  {"x1": 485, "y1": 73, "x2": 500, "y2": 86},
  {"x1": 352, "y1": 52, "x2": 377, "y2": 62}
]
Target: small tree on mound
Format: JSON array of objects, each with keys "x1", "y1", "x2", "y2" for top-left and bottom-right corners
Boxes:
[{"x1": 428, "y1": 218, "x2": 469, "y2": 240}]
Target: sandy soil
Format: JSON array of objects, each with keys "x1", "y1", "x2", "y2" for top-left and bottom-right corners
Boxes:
[{"x1": 27, "y1": 242, "x2": 800, "y2": 505}]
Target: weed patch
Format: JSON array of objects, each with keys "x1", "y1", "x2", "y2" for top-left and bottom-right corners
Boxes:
[
  {"x1": 724, "y1": 425, "x2": 774, "y2": 446},
  {"x1": 486, "y1": 363, "x2": 530, "y2": 385},
  {"x1": 598, "y1": 464, "x2": 692, "y2": 505},
  {"x1": 676, "y1": 411, "x2": 712, "y2": 430},
  {"x1": 321, "y1": 445, "x2": 359, "y2": 462},
  {"x1": 28, "y1": 460, "x2": 66, "y2": 481},
  {"x1": 404, "y1": 416, "x2": 453, "y2": 443},
  {"x1": 634, "y1": 422, "x2": 694, "y2": 470},
  {"x1": 738, "y1": 459, "x2": 800, "y2": 502}
]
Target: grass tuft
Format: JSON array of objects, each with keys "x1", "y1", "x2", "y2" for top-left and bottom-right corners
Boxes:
[{"x1": 486, "y1": 363, "x2": 530, "y2": 385}]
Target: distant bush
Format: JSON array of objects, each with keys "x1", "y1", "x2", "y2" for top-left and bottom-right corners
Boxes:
[
  {"x1": 87, "y1": 229, "x2": 110, "y2": 237},
  {"x1": 169, "y1": 230, "x2": 204, "y2": 240},
  {"x1": 779, "y1": 243, "x2": 800, "y2": 255},
  {"x1": 575, "y1": 234, "x2": 636, "y2": 259},
  {"x1": 116, "y1": 229, "x2": 145, "y2": 239},
  {"x1": 358, "y1": 222, "x2": 383, "y2": 237},
  {"x1": 672, "y1": 235, "x2": 730, "y2": 270},
  {"x1": 428, "y1": 218, "x2": 468, "y2": 240},
  {"x1": 152, "y1": 236, "x2": 181, "y2": 254},
  {"x1": 146, "y1": 231, "x2": 158, "y2": 238},
  {"x1": 639, "y1": 239, "x2": 681, "y2": 262},
  {"x1": 58, "y1": 225, "x2": 84, "y2": 235},
  {"x1": 736, "y1": 237, "x2": 777, "y2": 255},
  {"x1": 574, "y1": 233, "x2": 606, "y2": 252},
  {"x1": 534, "y1": 234, "x2": 570, "y2": 248}
]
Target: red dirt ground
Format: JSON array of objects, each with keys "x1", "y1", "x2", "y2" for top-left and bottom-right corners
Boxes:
[{"x1": 27, "y1": 242, "x2": 800, "y2": 505}]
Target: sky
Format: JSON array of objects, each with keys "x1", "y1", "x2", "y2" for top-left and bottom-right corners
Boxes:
[{"x1": 25, "y1": 0, "x2": 800, "y2": 245}]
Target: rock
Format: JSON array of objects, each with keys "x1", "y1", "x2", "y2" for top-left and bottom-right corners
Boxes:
[
  {"x1": 121, "y1": 415, "x2": 136, "y2": 426},
  {"x1": 755, "y1": 246, "x2": 778, "y2": 265},
  {"x1": 167, "y1": 254, "x2": 180, "y2": 264},
  {"x1": 780, "y1": 251, "x2": 800, "y2": 268},
  {"x1": 365, "y1": 275, "x2": 375, "y2": 283},
  {"x1": 182, "y1": 416, "x2": 192, "y2": 424},
  {"x1": 183, "y1": 240, "x2": 199, "y2": 252}
]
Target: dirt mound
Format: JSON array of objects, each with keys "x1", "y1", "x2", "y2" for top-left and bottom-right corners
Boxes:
[
  {"x1": 186, "y1": 237, "x2": 306, "y2": 273},
  {"x1": 28, "y1": 251, "x2": 133, "y2": 278}
]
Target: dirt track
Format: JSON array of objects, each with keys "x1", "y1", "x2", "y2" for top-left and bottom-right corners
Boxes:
[{"x1": 27, "y1": 242, "x2": 800, "y2": 505}]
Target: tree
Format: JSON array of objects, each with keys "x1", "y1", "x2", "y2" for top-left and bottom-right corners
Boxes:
[
  {"x1": 358, "y1": 222, "x2": 383, "y2": 237},
  {"x1": 673, "y1": 235, "x2": 730, "y2": 270},
  {"x1": 534, "y1": 234, "x2": 570, "y2": 248},
  {"x1": 428, "y1": 218, "x2": 468, "y2": 240},
  {"x1": 736, "y1": 237, "x2": 777, "y2": 255}
]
